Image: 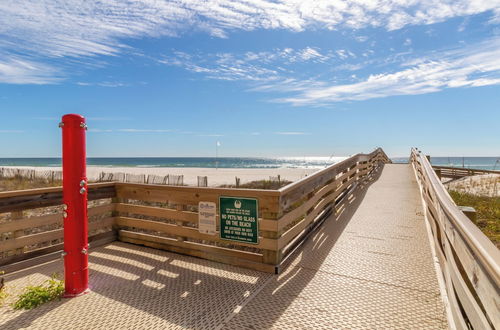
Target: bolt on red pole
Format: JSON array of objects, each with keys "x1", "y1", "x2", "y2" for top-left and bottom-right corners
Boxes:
[{"x1": 60, "y1": 114, "x2": 89, "y2": 297}]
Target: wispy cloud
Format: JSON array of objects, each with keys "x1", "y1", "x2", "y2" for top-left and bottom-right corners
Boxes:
[
  {"x1": 88, "y1": 128, "x2": 172, "y2": 133},
  {"x1": 0, "y1": 55, "x2": 61, "y2": 84},
  {"x1": 159, "y1": 47, "x2": 343, "y2": 82},
  {"x1": 77, "y1": 81, "x2": 129, "y2": 87},
  {"x1": 117, "y1": 129, "x2": 172, "y2": 133},
  {"x1": 272, "y1": 37, "x2": 500, "y2": 106},
  {"x1": 274, "y1": 132, "x2": 310, "y2": 135},
  {"x1": 198, "y1": 134, "x2": 224, "y2": 137},
  {"x1": 2, "y1": 1, "x2": 499, "y2": 84}
]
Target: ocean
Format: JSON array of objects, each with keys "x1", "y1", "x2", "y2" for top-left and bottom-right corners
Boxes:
[
  {"x1": 0, "y1": 157, "x2": 498, "y2": 170},
  {"x1": 392, "y1": 157, "x2": 500, "y2": 171},
  {"x1": 0, "y1": 157, "x2": 346, "y2": 170}
]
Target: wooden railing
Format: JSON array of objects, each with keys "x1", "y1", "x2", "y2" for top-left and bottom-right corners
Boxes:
[
  {"x1": 113, "y1": 148, "x2": 390, "y2": 273},
  {"x1": 0, "y1": 149, "x2": 390, "y2": 274},
  {"x1": 0, "y1": 183, "x2": 116, "y2": 271},
  {"x1": 411, "y1": 149, "x2": 500, "y2": 330},
  {"x1": 432, "y1": 165, "x2": 500, "y2": 180}
]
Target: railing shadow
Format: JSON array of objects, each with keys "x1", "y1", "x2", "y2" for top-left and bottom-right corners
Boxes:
[
  {"x1": 222, "y1": 164, "x2": 385, "y2": 328},
  {"x1": 0, "y1": 165, "x2": 384, "y2": 329}
]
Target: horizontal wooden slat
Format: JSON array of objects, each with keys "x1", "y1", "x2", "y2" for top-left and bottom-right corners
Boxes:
[
  {"x1": 277, "y1": 170, "x2": 358, "y2": 232},
  {"x1": 0, "y1": 231, "x2": 117, "y2": 271},
  {"x1": 115, "y1": 203, "x2": 198, "y2": 223},
  {"x1": 115, "y1": 203, "x2": 278, "y2": 232},
  {"x1": 411, "y1": 148, "x2": 500, "y2": 327},
  {"x1": 0, "y1": 217, "x2": 114, "y2": 253},
  {"x1": 0, "y1": 228, "x2": 63, "y2": 253},
  {"x1": 0, "y1": 183, "x2": 116, "y2": 213},
  {"x1": 119, "y1": 230, "x2": 262, "y2": 262},
  {"x1": 115, "y1": 216, "x2": 277, "y2": 251},
  {"x1": 119, "y1": 230, "x2": 275, "y2": 273},
  {"x1": 0, "y1": 203, "x2": 114, "y2": 234},
  {"x1": 115, "y1": 183, "x2": 280, "y2": 217}
]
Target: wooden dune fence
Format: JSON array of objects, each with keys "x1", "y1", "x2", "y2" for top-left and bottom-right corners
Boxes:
[
  {"x1": 0, "y1": 167, "x2": 62, "y2": 183},
  {"x1": 432, "y1": 165, "x2": 500, "y2": 180},
  {"x1": 98, "y1": 172, "x2": 184, "y2": 185},
  {"x1": 0, "y1": 148, "x2": 390, "y2": 275},
  {"x1": 411, "y1": 148, "x2": 500, "y2": 330}
]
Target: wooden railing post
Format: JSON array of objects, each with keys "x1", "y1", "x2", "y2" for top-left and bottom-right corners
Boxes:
[{"x1": 12, "y1": 211, "x2": 24, "y2": 255}]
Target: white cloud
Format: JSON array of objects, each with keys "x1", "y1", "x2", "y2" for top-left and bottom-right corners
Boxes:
[
  {"x1": 274, "y1": 131, "x2": 309, "y2": 135},
  {"x1": 0, "y1": 55, "x2": 61, "y2": 84},
  {"x1": 2, "y1": 1, "x2": 499, "y2": 60},
  {"x1": 272, "y1": 37, "x2": 500, "y2": 106},
  {"x1": 159, "y1": 47, "x2": 338, "y2": 81},
  {"x1": 198, "y1": 134, "x2": 224, "y2": 137},
  {"x1": 116, "y1": 129, "x2": 172, "y2": 133},
  {"x1": 1, "y1": 1, "x2": 499, "y2": 85}
]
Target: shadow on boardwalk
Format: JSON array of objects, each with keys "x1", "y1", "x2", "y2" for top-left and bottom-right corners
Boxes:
[{"x1": 0, "y1": 168, "x2": 382, "y2": 330}]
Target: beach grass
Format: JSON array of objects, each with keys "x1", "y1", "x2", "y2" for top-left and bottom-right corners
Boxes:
[
  {"x1": 0, "y1": 177, "x2": 61, "y2": 192},
  {"x1": 449, "y1": 190, "x2": 500, "y2": 248}
]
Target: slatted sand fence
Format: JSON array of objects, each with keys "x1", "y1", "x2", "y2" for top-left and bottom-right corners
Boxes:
[
  {"x1": 432, "y1": 165, "x2": 500, "y2": 180},
  {"x1": 0, "y1": 183, "x2": 116, "y2": 270},
  {"x1": 411, "y1": 148, "x2": 500, "y2": 329},
  {"x1": 113, "y1": 148, "x2": 391, "y2": 273}
]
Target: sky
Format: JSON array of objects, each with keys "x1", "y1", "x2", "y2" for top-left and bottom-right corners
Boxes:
[{"x1": 1, "y1": 1, "x2": 499, "y2": 158}]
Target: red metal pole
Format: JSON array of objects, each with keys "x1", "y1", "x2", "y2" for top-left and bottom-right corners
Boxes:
[{"x1": 60, "y1": 114, "x2": 89, "y2": 297}]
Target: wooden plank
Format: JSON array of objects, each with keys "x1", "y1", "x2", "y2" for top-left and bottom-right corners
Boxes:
[
  {"x1": 89, "y1": 217, "x2": 115, "y2": 232},
  {"x1": 115, "y1": 203, "x2": 198, "y2": 223},
  {"x1": 0, "y1": 228, "x2": 63, "y2": 253},
  {"x1": 432, "y1": 165, "x2": 499, "y2": 175},
  {"x1": 115, "y1": 183, "x2": 280, "y2": 217},
  {"x1": 277, "y1": 172, "x2": 357, "y2": 232},
  {"x1": 119, "y1": 230, "x2": 262, "y2": 263},
  {"x1": 0, "y1": 217, "x2": 114, "y2": 253},
  {"x1": 0, "y1": 204, "x2": 114, "y2": 233},
  {"x1": 119, "y1": 230, "x2": 275, "y2": 273},
  {"x1": 279, "y1": 149, "x2": 386, "y2": 210},
  {"x1": 443, "y1": 235, "x2": 492, "y2": 329},
  {"x1": 0, "y1": 183, "x2": 116, "y2": 213},
  {"x1": 443, "y1": 216, "x2": 500, "y2": 327},
  {"x1": 278, "y1": 185, "x2": 346, "y2": 250},
  {"x1": 115, "y1": 216, "x2": 277, "y2": 251},
  {"x1": 0, "y1": 231, "x2": 117, "y2": 272},
  {"x1": 115, "y1": 203, "x2": 277, "y2": 232},
  {"x1": 411, "y1": 149, "x2": 500, "y2": 327}
]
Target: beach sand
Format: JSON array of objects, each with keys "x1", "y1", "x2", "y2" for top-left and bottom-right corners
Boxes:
[
  {"x1": 3, "y1": 166, "x2": 319, "y2": 187},
  {"x1": 444, "y1": 173, "x2": 500, "y2": 197}
]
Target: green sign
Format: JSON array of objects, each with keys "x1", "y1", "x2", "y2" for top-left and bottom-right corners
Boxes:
[{"x1": 219, "y1": 196, "x2": 259, "y2": 244}]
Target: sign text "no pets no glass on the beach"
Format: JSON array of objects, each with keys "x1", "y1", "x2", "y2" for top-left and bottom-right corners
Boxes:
[{"x1": 219, "y1": 197, "x2": 259, "y2": 244}]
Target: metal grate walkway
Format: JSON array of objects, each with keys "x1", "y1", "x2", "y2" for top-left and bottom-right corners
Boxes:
[{"x1": 0, "y1": 164, "x2": 448, "y2": 329}]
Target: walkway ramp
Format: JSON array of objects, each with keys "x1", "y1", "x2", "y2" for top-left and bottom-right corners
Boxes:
[
  {"x1": 222, "y1": 164, "x2": 447, "y2": 329},
  {"x1": 0, "y1": 164, "x2": 448, "y2": 329}
]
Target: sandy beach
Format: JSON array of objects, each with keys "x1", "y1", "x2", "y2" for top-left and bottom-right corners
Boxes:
[
  {"x1": 444, "y1": 173, "x2": 500, "y2": 197},
  {"x1": 2, "y1": 166, "x2": 319, "y2": 187}
]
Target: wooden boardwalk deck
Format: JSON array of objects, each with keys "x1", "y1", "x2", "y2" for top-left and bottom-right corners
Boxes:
[{"x1": 0, "y1": 164, "x2": 448, "y2": 329}]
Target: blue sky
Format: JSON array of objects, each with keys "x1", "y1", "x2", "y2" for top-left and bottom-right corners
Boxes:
[{"x1": 1, "y1": 1, "x2": 499, "y2": 157}]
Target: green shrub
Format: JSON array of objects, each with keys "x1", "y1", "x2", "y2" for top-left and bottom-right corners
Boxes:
[{"x1": 12, "y1": 274, "x2": 64, "y2": 310}]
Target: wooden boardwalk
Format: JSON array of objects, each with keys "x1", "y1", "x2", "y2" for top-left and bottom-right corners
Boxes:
[{"x1": 0, "y1": 164, "x2": 448, "y2": 329}]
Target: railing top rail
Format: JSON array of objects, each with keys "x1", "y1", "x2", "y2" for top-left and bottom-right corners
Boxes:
[
  {"x1": 412, "y1": 148, "x2": 500, "y2": 284},
  {"x1": 114, "y1": 182, "x2": 281, "y2": 196},
  {"x1": 432, "y1": 165, "x2": 500, "y2": 174},
  {"x1": 279, "y1": 148, "x2": 386, "y2": 195},
  {"x1": 0, "y1": 182, "x2": 115, "y2": 200}
]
